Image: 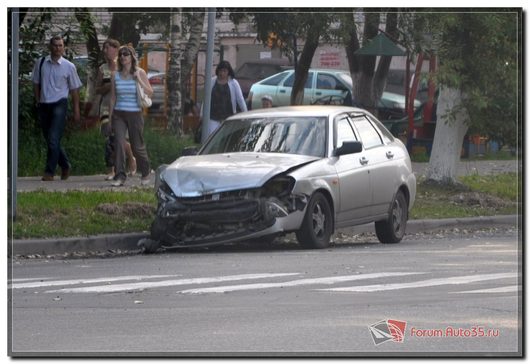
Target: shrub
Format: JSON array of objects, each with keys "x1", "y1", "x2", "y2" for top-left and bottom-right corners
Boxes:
[{"x1": 17, "y1": 119, "x2": 198, "y2": 176}]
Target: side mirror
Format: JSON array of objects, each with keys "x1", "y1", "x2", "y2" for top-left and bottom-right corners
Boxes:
[
  {"x1": 334, "y1": 141, "x2": 363, "y2": 156},
  {"x1": 181, "y1": 146, "x2": 199, "y2": 156}
]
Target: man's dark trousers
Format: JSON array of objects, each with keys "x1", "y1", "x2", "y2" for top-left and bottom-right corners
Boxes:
[{"x1": 38, "y1": 98, "x2": 71, "y2": 176}]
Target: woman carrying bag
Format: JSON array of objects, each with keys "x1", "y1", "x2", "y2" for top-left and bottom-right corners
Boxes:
[
  {"x1": 95, "y1": 38, "x2": 137, "y2": 181},
  {"x1": 109, "y1": 45, "x2": 153, "y2": 187}
]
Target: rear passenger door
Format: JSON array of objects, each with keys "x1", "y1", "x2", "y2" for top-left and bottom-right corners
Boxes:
[{"x1": 350, "y1": 115, "x2": 398, "y2": 216}]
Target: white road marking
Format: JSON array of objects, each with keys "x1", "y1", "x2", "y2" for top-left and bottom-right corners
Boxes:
[
  {"x1": 10, "y1": 275, "x2": 178, "y2": 289},
  {"x1": 318, "y1": 273, "x2": 518, "y2": 293},
  {"x1": 46, "y1": 273, "x2": 300, "y2": 293},
  {"x1": 453, "y1": 285, "x2": 521, "y2": 294},
  {"x1": 178, "y1": 272, "x2": 424, "y2": 294},
  {"x1": 10, "y1": 277, "x2": 54, "y2": 283}
]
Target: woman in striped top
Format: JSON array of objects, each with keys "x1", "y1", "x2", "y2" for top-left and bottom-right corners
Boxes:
[{"x1": 109, "y1": 45, "x2": 153, "y2": 187}]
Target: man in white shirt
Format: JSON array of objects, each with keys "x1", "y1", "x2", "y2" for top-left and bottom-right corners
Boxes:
[{"x1": 32, "y1": 35, "x2": 82, "y2": 181}]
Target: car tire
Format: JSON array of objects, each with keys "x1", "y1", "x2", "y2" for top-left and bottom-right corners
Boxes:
[
  {"x1": 375, "y1": 190, "x2": 408, "y2": 244},
  {"x1": 296, "y1": 192, "x2": 333, "y2": 249}
]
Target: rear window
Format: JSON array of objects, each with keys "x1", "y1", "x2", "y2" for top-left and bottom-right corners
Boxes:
[{"x1": 261, "y1": 72, "x2": 289, "y2": 86}]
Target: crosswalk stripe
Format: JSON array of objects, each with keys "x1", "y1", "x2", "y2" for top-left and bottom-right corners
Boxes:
[
  {"x1": 318, "y1": 273, "x2": 518, "y2": 293},
  {"x1": 178, "y1": 272, "x2": 424, "y2": 294},
  {"x1": 45, "y1": 273, "x2": 300, "y2": 293},
  {"x1": 10, "y1": 277, "x2": 54, "y2": 283},
  {"x1": 10, "y1": 275, "x2": 179, "y2": 289},
  {"x1": 454, "y1": 285, "x2": 521, "y2": 294}
]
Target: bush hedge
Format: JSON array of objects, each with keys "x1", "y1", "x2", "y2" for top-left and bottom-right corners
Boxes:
[{"x1": 17, "y1": 118, "x2": 197, "y2": 177}]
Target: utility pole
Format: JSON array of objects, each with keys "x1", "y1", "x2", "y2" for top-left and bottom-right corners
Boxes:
[
  {"x1": 10, "y1": 9, "x2": 19, "y2": 220},
  {"x1": 201, "y1": 8, "x2": 215, "y2": 144}
]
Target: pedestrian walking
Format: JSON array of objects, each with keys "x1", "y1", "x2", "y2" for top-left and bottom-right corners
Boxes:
[
  {"x1": 109, "y1": 45, "x2": 153, "y2": 187},
  {"x1": 205, "y1": 60, "x2": 247, "y2": 135},
  {"x1": 95, "y1": 38, "x2": 136, "y2": 181},
  {"x1": 32, "y1": 35, "x2": 82, "y2": 181}
]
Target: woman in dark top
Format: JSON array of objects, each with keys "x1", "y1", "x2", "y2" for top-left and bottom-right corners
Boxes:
[{"x1": 206, "y1": 61, "x2": 247, "y2": 135}]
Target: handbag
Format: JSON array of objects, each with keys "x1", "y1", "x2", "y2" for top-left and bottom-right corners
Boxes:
[{"x1": 136, "y1": 79, "x2": 152, "y2": 108}]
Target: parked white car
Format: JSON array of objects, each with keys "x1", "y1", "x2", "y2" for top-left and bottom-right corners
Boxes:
[
  {"x1": 140, "y1": 106, "x2": 416, "y2": 253},
  {"x1": 247, "y1": 69, "x2": 421, "y2": 119}
]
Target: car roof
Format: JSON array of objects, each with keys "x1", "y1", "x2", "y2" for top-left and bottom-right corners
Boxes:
[
  {"x1": 227, "y1": 105, "x2": 368, "y2": 120},
  {"x1": 237, "y1": 58, "x2": 291, "y2": 66},
  {"x1": 281, "y1": 68, "x2": 350, "y2": 74}
]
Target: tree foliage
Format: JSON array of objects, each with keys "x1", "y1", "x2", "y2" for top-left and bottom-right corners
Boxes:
[
  {"x1": 423, "y1": 11, "x2": 520, "y2": 148},
  {"x1": 230, "y1": 10, "x2": 337, "y2": 105}
]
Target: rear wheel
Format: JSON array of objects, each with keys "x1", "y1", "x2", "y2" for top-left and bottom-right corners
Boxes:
[
  {"x1": 375, "y1": 190, "x2": 408, "y2": 244},
  {"x1": 296, "y1": 192, "x2": 333, "y2": 249}
]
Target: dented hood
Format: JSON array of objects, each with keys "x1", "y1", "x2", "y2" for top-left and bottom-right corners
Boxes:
[{"x1": 163, "y1": 152, "x2": 320, "y2": 197}]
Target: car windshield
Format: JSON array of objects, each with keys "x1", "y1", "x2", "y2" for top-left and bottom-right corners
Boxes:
[{"x1": 201, "y1": 117, "x2": 327, "y2": 157}]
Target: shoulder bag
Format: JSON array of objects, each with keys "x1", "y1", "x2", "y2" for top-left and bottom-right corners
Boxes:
[{"x1": 136, "y1": 79, "x2": 152, "y2": 108}]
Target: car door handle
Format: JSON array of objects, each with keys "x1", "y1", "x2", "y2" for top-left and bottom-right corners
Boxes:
[
  {"x1": 315, "y1": 91, "x2": 322, "y2": 96},
  {"x1": 280, "y1": 89, "x2": 286, "y2": 93},
  {"x1": 386, "y1": 151, "x2": 394, "y2": 159},
  {"x1": 359, "y1": 157, "x2": 369, "y2": 165}
]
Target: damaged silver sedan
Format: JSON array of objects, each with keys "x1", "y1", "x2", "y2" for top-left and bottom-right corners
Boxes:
[{"x1": 139, "y1": 106, "x2": 416, "y2": 253}]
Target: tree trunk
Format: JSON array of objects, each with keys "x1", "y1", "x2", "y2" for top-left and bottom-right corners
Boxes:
[
  {"x1": 373, "y1": 12, "x2": 398, "y2": 101},
  {"x1": 290, "y1": 27, "x2": 320, "y2": 105},
  {"x1": 343, "y1": 13, "x2": 362, "y2": 99},
  {"x1": 357, "y1": 13, "x2": 380, "y2": 115},
  {"x1": 426, "y1": 87, "x2": 469, "y2": 184},
  {"x1": 167, "y1": 9, "x2": 183, "y2": 135},
  {"x1": 181, "y1": 11, "x2": 205, "y2": 94},
  {"x1": 74, "y1": 9, "x2": 100, "y2": 107},
  {"x1": 109, "y1": 12, "x2": 141, "y2": 47}
]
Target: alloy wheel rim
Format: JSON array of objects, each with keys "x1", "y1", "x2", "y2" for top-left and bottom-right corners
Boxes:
[
  {"x1": 312, "y1": 203, "x2": 326, "y2": 237},
  {"x1": 392, "y1": 199, "x2": 403, "y2": 234}
]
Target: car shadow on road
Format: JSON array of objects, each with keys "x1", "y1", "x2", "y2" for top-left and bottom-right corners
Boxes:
[{"x1": 160, "y1": 233, "x2": 382, "y2": 255}]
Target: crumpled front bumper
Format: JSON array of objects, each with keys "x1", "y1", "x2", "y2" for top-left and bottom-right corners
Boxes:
[{"x1": 151, "y1": 184, "x2": 308, "y2": 248}]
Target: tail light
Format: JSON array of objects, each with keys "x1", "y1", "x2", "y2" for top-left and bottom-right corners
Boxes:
[{"x1": 149, "y1": 76, "x2": 164, "y2": 85}]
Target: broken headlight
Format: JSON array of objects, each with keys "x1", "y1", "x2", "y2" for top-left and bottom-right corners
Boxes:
[{"x1": 262, "y1": 176, "x2": 295, "y2": 198}]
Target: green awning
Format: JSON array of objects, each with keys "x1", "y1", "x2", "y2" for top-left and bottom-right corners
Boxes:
[{"x1": 355, "y1": 33, "x2": 406, "y2": 56}]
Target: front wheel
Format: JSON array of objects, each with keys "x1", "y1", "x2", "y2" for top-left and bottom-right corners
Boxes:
[
  {"x1": 375, "y1": 190, "x2": 408, "y2": 244},
  {"x1": 296, "y1": 192, "x2": 333, "y2": 249}
]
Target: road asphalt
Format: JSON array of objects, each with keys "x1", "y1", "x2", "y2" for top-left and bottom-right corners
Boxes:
[{"x1": 9, "y1": 159, "x2": 521, "y2": 257}]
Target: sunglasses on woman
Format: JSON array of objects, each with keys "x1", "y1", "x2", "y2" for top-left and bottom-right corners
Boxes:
[{"x1": 119, "y1": 52, "x2": 131, "y2": 57}]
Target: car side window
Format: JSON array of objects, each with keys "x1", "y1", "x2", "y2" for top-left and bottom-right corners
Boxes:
[
  {"x1": 336, "y1": 118, "x2": 357, "y2": 149},
  {"x1": 261, "y1": 72, "x2": 289, "y2": 86},
  {"x1": 283, "y1": 72, "x2": 313, "y2": 89},
  {"x1": 366, "y1": 114, "x2": 394, "y2": 144},
  {"x1": 317, "y1": 74, "x2": 338, "y2": 90},
  {"x1": 351, "y1": 116, "x2": 383, "y2": 149}
]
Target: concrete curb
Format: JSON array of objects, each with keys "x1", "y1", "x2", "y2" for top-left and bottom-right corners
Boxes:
[
  {"x1": 10, "y1": 215, "x2": 519, "y2": 257},
  {"x1": 10, "y1": 232, "x2": 149, "y2": 257},
  {"x1": 341, "y1": 214, "x2": 520, "y2": 235}
]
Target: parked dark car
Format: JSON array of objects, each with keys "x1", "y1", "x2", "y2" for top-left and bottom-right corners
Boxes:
[
  {"x1": 147, "y1": 71, "x2": 166, "y2": 113},
  {"x1": 235, "y1": 58, "x2": 291, "y2": 100}
]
